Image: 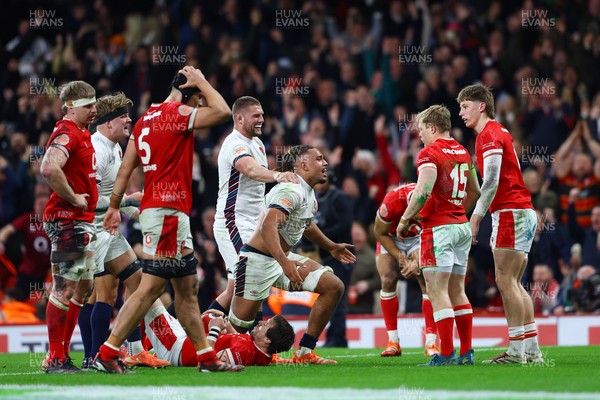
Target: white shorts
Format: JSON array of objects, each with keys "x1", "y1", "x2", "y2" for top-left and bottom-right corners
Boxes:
[
  {"x1": 420, "y1": 222, "x2": 470, "y2": 274},
  {"x1": 93, "y1": 229, "x2": 132, "y2": 275},
  {"x1": 376, "y1": 236, "x2": 420, "y2": 257},
  {"x1": 144, "y1": 305, "x2": 186, "y2": 367},
  {"x1": 490, "y1": 208, "x2": 537, "y2": 253},
  {"x1": 213, "y1": 221, "x2": 254, "y2": 279},
  {"x1": 45, "y1": 220, "x2": 96, "y2": 281},
  {"x1": 234, "y1": 245, "x2": 333, "y2": 301},
  {"x1": 139, "y1": 208, "x2": 193, "y2": 260}
]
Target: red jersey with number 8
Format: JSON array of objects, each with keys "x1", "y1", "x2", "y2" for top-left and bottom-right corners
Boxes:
[
  {"x1": 475, "y1": 120, "x2": 533, "y2": 213},
  {"x1": 132, "y1": 102, "x2": 198, "y2": 214},
  {"x1": 416, "y1": 137, "x2": 472, "y2": 229}
]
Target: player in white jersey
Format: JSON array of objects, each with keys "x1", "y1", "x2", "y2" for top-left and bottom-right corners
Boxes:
[
  {"x1": 211, "y1": 96, "x2": 297, "y2": 314},
  {"x1": 229, "y1": 145, "x2": 356, "y2": 364},
  {"x1": 79, "y1": 92, "x2": 169, "y2": 369}
]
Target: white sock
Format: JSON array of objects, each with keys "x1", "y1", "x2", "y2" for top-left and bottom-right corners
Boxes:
[
  {"x1": 523, "y1": 322, "x2": 540, "y2": 353},
  {"x1": 127, "y1": 340, "x2": 144, "y2": 356},
  {"x1": 508, "y1": 326, "x2": 525, "y2": 357},
  {"x1": 297, "y1": 346, "x2": 312, "y2": 356},
  {"x1": 425, "y1": 334, "x2": 437, "y2": 346},
  {"x1": 387, "y1": 330, "x2": 399, "y2": 343}
]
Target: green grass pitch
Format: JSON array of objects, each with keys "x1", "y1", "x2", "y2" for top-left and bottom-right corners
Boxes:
[{"x1": 1, "y1": 346, "x2": 599, "y2": 399}]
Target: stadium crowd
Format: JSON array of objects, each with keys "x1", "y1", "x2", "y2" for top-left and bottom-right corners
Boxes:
[{"x1": 1, "y1": 0, "x2": 600, "y2": 327}]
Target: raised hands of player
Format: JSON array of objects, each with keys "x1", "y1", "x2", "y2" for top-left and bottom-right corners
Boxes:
[
  {"x1": 71, "y1": 193, "x2": 89, "y2": 213},
  {"x1": 178, "y1": 65, "x2": 207, "y2": 89},
  {"x1": 103, "y1": 207, "x2": 122, "y2": 236},
  {"x1": 208, "y1": 316, "x2": 227, "y2": 331},
  {"x1": 281, "y1": 258, "x2": 304, "y2": 290},
  {"x1": 330, "y1": 243, "x2": 356, "y2": 264},
  {"x1": 275, "y1": 171, "x2": 299, "y2": 183}
]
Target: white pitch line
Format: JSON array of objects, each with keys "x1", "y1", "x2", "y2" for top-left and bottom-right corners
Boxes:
[
  {"x1": 0, "y1": 372, "x2": 44, "y2": 377},
  {"x1": 1, "y1": 385, "x2": 599, "y2": 400}
]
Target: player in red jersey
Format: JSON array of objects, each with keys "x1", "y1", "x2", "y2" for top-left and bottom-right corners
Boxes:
[
  {"x1": 458, "y1": 84, "x2": 542, "y2": 364},
  {"x1": 39, "y1": 81, "x2": 98, "y2": 373},
  {"x1": 142, "y1": 304, "x2": 294, "y2": 367},
  {"x1": 96, "y1": 66, "x2": 243, "y2": 373},
  {"x1": 373, "y1": 183, "x2": 439, "y2": 357},
  {"x1": 396, "y1": 105, "x2": 480, "y2": 366}
]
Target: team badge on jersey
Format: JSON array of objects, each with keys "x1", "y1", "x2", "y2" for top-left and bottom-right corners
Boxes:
[
  {"x1": 280, "y1": 197, "x2": 292, "y2": 207},
  {"x1": 379, "y1": 204, "x2": 389, "y2": 218},
  {"x1": 234, "y1": 145, "x2": 248, "y2": 156}
]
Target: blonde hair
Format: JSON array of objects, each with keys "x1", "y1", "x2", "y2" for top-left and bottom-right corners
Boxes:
[
  {"x1": 95, "y1": 92, "x2": 133, "y2": 121},
  {"x1": 59, "y1": 81, "x2": 95, "y2": 113},
  {"x1": 416, "y1": 105, "x2": 451, "y2": 132}
]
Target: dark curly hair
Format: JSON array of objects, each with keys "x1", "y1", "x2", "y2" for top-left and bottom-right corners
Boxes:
[{"x1": 277, "y1": 145, "x2": 315, "y2": 173}]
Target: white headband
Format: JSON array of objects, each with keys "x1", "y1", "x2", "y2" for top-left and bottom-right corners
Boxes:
[{"x1": 65, "y1": 97, "x2": 96, "y2": 107}]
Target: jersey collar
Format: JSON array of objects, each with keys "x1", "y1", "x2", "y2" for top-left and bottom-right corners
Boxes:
[{"x1": 232, "y1": 129, "x2": 253, "y2": 143}]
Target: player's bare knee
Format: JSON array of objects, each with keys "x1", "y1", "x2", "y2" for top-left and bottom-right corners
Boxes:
[{"x1": 381, "y1": 274, "x2": 398, "y2": 291}]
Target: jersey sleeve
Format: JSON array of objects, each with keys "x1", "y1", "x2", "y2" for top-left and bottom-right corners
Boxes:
[
  {"x1": 267, "y1": 184, "x2": 302, "y2": 217},
  {"x1": 377, "y1": 193, "x2": 397, "y2": 224},
  {"x1": 478, "y1": 129, "x2": 503, "y2": 159},
  {"x1": 48, "y1": 126, "x2": 78, "y2": 158},
  {"x1": 225, "y1": 142, "x2": 253, "y2": 168},
  {"x1": 416, "y1": 147, "x2": 438, "y2": 173},
  {"x1": 170, "y1": 103, "x2": 199, "y2": 135}
]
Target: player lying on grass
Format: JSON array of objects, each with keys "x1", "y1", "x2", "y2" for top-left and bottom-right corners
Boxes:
[
  {"x1": 373, "y1": 183, "x2": 439, "y2": 357},
  {"x1": 143, "y1": 304, "x2": 295, "y2": 367}
]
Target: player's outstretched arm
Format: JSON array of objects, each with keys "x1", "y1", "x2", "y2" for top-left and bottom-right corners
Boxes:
[
  {"x1": 235, "y1": 156, "x2": 298, "y2": 183},
  {"x1": 304, "y1": 221, "x2": 356, "y2": 264},
  {"x1": 397, "y1": 166, "x2": 436, "y2": 236}
]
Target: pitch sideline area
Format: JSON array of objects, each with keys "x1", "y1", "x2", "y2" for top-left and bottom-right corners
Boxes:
[{"x1": 1, "y1": 385, "x2": 600, "y2": 400}]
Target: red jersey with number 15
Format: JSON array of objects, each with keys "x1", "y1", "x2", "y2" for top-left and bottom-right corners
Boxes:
[
  {"x1": 377, "y1": 183, "x2": 421, "y2": 237},
  {"x1": 416, "y1": 137, "x2": 472, "y2": 229},
  {"x1": 475, "y1": 120, "x2": 533, "y2": 213},
  {"x1": 44, "y1": 119, "x2": 98, "y2": 223},
  {"x1": 132, "y1": 102, "x2": 198, "y2": 214}
]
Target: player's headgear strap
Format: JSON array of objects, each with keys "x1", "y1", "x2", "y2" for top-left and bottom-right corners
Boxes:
[
  {"x1": 64, "y1": 97, "x2": 96, "y2": 107},
  {"x1": 171, "y1": 73, "x2": 200, "y2": 104},
  {"x1": 94, "y1": 106, "x2": 129, "y2": 126}
]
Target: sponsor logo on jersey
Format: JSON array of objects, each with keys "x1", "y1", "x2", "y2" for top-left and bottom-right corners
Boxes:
[
  {"x1": 143, "y1": 164, "x2": 157, "y2": 172},
  {"x1": 280, "y1": 197, "x2": 292, "y2": 207},
  {"x1": 379, "y1": 204, "x2": 389, "y2": 218},
  {"x1": 234, "y1": 145, "x2": 248, "y2": 156},
  {"x1": 442, "y1": 148, "x2": 467, "y2": 155},
  {"x1": 481, "y1": 142, "x2": 496, "y2": 150},
  {"x1": 178, "y1": 105, "x2": 193, "y2": 116}
]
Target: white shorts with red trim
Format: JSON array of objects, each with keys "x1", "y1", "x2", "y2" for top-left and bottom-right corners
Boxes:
[
  {"x1": 490, "y1": 208, "x2": 537, "y2": 253},
  {"x1": 139, "y1": 208, "x2": 193, "y2": 260},
  {"x1": 144, "y1": 305, "x2": 186, "y2": 366},
  {"x1": 420, "y1": 222, "x2": 470, "y2": 274},
  {"x1": 375, "y1": 236, "x2": 420, "y2": 257}
]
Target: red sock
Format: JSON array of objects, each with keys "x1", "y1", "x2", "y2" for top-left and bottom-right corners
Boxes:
[
  {"x1": 46, "y1": 298, "x2": 68, "y2": 360},
  {"x1": 63, "y1": 299, "x2": 83, "y2": 356},
  {"x1": 99, "y1": 343, "x2": 121, "y2": 361},
  {"x1": 422, "y1": 296, "x2": 436, "y2": 335},
  {"x1": 434, "y1": 308, "x2": 455, "y2": 357},
  {"x1": 453, "y1": 304, "x2": 473, "y2": 355},
  {"x1": 380, "y1": 292, "x2": 398, "y2": 332},
  {"x1": 196, "y1": 347, "x2": 218, "y2": 364}
]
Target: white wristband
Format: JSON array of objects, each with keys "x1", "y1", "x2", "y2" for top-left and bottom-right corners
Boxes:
[{"x1": 274, "y1": 172, "x2": 281, "y2": 182}]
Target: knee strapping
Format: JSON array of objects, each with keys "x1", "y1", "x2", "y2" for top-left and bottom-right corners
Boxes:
[
  {"x1": 302, "y1": 265, "x2": 334, "y2": 292},
  {"x1": 228, "y1": 310, "x2": 255, "y2": 330},
  {"x1": 117, "y1": 259, "x2": 141, "y2": 281}
]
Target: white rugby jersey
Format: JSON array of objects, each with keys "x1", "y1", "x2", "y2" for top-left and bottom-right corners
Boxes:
[
  {"x1": 92, "y1": 132, "x2": 136, "y2": 226},
  {"x1": 215, "y1": 129, "x2": 269, "y2": 242},
  {"x1": 264, "y1": 175, "x2": 317, "y2": 247}
]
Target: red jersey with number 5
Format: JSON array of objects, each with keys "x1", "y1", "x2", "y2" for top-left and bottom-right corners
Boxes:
[
  {"x1": 44, "y1": 119, "x2": 98, "y2": 223},
  {"x1": 377, "y1": 183, "x2": 421, "y2": 237},
  {"x1": 475, "y1": 120, "x2": 533, "y2": 213},
  {"x1": 416, "y1": 137, "x2": 472, "y2": 229},
  {"x1": 132, "y1": 102, "x2": 198, "y2": 214}
]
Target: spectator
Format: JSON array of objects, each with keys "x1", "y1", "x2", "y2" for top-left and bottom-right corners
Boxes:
[
  {"x1": 530, "y1": 264, "x2": 559, "y2": 316},
  {"x1": 0, "y1": 288, "x2": 40, "y2": 324},
  {"x1": 348, "y1": 222, "x2": 380, "y2": 314}
]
